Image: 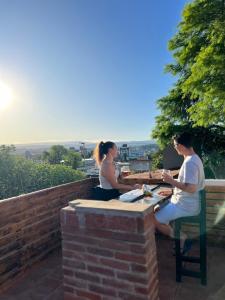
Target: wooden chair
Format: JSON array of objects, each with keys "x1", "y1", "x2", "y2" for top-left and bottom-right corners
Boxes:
[{"x1": 174, "y1": 190, "x2": 207, "y2": 285}]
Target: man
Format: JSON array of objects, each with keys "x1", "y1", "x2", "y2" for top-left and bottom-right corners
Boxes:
[{"x1": 153, "y1": 132, "x2": 205, "y2": 253}]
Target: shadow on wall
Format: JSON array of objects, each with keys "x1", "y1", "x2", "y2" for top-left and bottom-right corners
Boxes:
[{"x1": 163, "y1": 145, "x2": 183, "y2": 170}]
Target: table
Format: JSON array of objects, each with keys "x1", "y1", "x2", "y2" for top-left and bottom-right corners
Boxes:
[
  {"x1": 117, "y1": 184, "x2": 172, "y2": 209},
  {"x1": 120, "y1": 169, "x2": 179, "y2": 185}
]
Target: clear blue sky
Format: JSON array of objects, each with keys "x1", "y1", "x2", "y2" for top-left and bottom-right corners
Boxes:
[{"x1": 0, "y1": 0, "x2": 189, "y2": 144}]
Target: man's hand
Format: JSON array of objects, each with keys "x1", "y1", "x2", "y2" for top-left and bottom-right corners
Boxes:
[
  {"x1": 158, "y1": 189, "x2": 172, "y2": 197},
  {"x1": 161, "y1": 172, "x2": 174, "y2": 185},
  {"x1": 154, "y1": 204, "x2": 160, "y2": 213}
]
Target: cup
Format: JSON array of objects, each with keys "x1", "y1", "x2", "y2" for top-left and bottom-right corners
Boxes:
[
  {"x1": 161, "y1": 169, "x2": 171, "y2": 179},
  {"x1": 162, "y1": 169, "x2": 171, "y2": 175}
]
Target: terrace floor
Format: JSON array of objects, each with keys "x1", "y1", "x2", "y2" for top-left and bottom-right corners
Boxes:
[{"x1": 0, "y1": 238, "x2": 225, "y2": 300}]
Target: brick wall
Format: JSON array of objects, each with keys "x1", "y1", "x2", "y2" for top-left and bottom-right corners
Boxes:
[
  {"x1": 0, "y1": 177, "x2": 98, "y2": 290},
  {"x1": 183, "y1": 180, "x2": 225, "y2": 246},
  {"x1": 61, "y1": 200, "x2": 159, "y2": 300}
]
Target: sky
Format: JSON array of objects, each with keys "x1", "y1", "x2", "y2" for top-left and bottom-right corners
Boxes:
[{"x1": 0, "y1": 0, "x2": 189, "y2": 144}]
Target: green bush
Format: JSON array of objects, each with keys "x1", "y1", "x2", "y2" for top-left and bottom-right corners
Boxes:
[{"x1": 0, "y1": 146, "x2": 85, "y2": 200}]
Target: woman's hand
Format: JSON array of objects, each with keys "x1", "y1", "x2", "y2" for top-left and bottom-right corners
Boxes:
[{"x1": 133, "y1": 183, "x2": 142, "y2": 189}]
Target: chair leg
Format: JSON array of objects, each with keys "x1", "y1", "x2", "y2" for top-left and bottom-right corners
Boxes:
[
  {"x1": 200, "y1": 227, "x2": 207, "y2": 285},
  {"x1": 175, "y1": 221, "x2": 182, "y2": 282}
]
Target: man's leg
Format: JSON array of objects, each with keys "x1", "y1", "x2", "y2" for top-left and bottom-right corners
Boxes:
[
  {"x1": 152, "y1": 214, "x2": 174, "y2": 237},
  {"x1": 152, "y1": 214, "x2": 187, "y2": 248}
]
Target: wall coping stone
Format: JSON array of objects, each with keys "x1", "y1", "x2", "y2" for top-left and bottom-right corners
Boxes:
[
  {"x1": 0, "y1": 178, "x2": 95, "y2": 205},
  {"x1": 205, "y1": 179, "x2": 225, "y2": 186},
  {"x1": 68, "y1": 199, "x2": 153, "y2": 216}
]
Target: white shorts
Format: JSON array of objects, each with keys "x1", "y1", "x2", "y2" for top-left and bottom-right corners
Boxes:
[{"x1": 155, "y1": 202, "x2": 195, "y2": 225}]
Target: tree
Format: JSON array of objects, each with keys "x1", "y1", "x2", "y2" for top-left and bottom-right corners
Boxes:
[
  {"x1": 152, "y1": 0, "x2": 225, "y2": 178},
  {"x1": 0, "y1": 145, "x2": 85, "y2": 200},
  {"x1": 166, "y1": 0, "x2": 225, "y2": 126},
  {"x1": 63, "y1": 150, "x2": 82, "y2": 169},
  {"x1": 42, "y1": 145, "x2": 68, "y2": 164}
]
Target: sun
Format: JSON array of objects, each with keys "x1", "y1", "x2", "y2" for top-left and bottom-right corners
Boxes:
[{"x1": 0, "y1": 80, "x2": 13, "y2": 111}]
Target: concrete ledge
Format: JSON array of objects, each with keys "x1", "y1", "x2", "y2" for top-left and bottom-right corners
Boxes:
[{"x1": 69, "y1": 199, "x2": 154, "y2": 216}]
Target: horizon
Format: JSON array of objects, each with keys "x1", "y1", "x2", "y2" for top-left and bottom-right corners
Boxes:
[
  {"x1": 11, "y1": 138, "x2": 156, "y2": 147},
  {"x1": 0, "y1": 0, "x2": 189, "y2": 144}
]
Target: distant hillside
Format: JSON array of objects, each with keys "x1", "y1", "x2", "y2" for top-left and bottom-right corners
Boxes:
[{"x1": 12, "y1": 140, "x2": 157, "y2": 155}]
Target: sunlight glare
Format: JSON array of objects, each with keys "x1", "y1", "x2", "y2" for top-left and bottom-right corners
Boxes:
[{"x1": 0, "y1": 80, "x2": 13, "y2": 111}]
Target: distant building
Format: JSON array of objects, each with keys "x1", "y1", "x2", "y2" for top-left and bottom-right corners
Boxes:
[
  {"x1": 78, "y1": 158, "x2": 99, "y2": 177},
  {"x1": 25, "y1": 150, "x2": 32, "y2": 159},
  {"x1": 129, "y1": 159, "x2": 150, "y2": 173},
  {"x1": 80, "y1": 142, "x2": 88, "y2": 158},
  {"x1": 129, "y1": 146, "x2": 146, "y2": 159},
  {"x1": 119, "y1": 144, "x2": 129, "y2": 161}
]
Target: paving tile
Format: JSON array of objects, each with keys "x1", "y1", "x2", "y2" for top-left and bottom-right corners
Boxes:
[{"x1": 0, "y1": 241, "x2": 224, "y2": 300}]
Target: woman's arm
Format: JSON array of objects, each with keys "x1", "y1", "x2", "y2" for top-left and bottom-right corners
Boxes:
[{"x1": 101, "y1": 163, "x2": 138, "y2": 191}]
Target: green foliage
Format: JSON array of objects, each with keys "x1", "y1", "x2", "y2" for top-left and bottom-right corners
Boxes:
[
  {"x1": 63, "y1": 150, "x2": 82, "y2": 169},
  {"x1": 152, "y1": 0, "x2": 225, "y2": 178},
  {"x1": 43, "y1": 145, "x2": 68, "y2": 164},
  {"x1": 151, "y1": 150, "x2": 163, "y2": 171},
  {"x1": 0, "y1": 145, "x2": 85, "y2": 200},
  {"x1": 166, "y1": 0, "x2": 225, "y2": 126},
  {"x1": 42, "y1": 145, "x2": 82, "y2": 169}
]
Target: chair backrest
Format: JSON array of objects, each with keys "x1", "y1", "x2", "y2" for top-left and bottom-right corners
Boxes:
[
  {"x1": 199, "y1": 189, "x2": 206, "y2": 214},
  {"x1": 199, "y1": 189, "x2": 206, "y2": 229}
]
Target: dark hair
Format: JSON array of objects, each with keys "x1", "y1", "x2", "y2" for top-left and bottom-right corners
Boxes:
[
  {"x1": 93, "y1": 141, "x2": 115, "y2": 166},
  {"x1": 173, "y1": 132, "x2": 193, "y2": 148}
]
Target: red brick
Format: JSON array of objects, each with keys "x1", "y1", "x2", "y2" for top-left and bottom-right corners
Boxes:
[
  {"x1": 63, "y1": 233, "x2": 100, "y2": 246},
  {"x1": 135, "y1": 285, "x2": 149, "y2": 295},
  {"x1": 117, "y1": 291, "x2": 146, "y2": 300},
  {"x1": 98, "y1": 239, "x2": 130, "y2": 252},
  {"x1": 61, "y1": 225, "x2": 81, "y2": 235},
  {"x1": 66, "y1": 212, "x2": 81, "y2": 226},
  {"x1": 111, "y1": 231, "x2": 146, "y2": 243},
  {"x1": 85, "y1": 214, "x2": 137, "y2": 232},
  {"x1": 117, "y1": 271, "x2": 148, "y2": 284},
  {"x1": 63, "y1": 259, "x2": 86, "y2": 270},
  {"x1": 129, "y1": 244, "x2": 146, "y2": 254},
  {"x1": 64, "y1": 276, "x2": 87, "y2": 289},
  {"x1": 131, "y1": 263, "x2": 148, "y2": 273},
  {"x1": 64, "y1": 292, "x2": 83, "y2": 300},
  {"x1": 87, "y1": 265, "x2": 114, "y2": 277},
  {"x1": 102, "y1": 277, "x2": 131, "y2": 290},
  {"x1": 83, "y1": 254, "x2": 100, "y2": 264},
  {"x1": 84, "y1": 229, "x2": 114, "y2": 240},
  {"x1": 63, "y1": 241, "x2": 86, "y2": 253},
  {"x1": 64, "y1": 285, "x2": 74, "y2": 294},
  {"x1": 88, "y1": 284, "x2": 117, "y2": 297},
  {"x1": 63, "y1": 268, "x2": 74, "y2": 277},
  {"x1": 87, "y1": 247, "x2": 114, "y2": 258},
  {"x1": 62, "y1": 250, "x2": 83, "y2": 261},
  {"x1": 137, "y1": 214, "x2": 154, "y2": 233},
  {"x1": 115, "y1": 252, "x2": 146, "y2": 264},
  {"x1": 76, "y1": 289, "x2": 102, "y2": 300},
  {"x1": 74, "y1": 271, "x2": 100, "y2": 283},
  {"x1": 100, "y1": 258, "x2": 129, "y2": 271}
]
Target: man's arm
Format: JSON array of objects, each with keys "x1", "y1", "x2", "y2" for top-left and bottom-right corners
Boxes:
[{"x1": 162, "y1": 173, "x2": 197, "y2": 193}]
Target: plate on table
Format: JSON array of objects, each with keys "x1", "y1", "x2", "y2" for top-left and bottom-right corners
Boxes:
[
  {"x1": 119, "y1": 189, "x2": 144, "y2": 202},
  {"x1": 137, "y1": 193, "x2": 164, "y2": 205}
]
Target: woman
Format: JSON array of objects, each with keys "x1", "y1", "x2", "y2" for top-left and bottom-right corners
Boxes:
[{"x1": 93, "y1": 141, "x2": 141, "y2": 200}]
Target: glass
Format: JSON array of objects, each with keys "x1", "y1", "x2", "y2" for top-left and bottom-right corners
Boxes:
[{"x1": 161, "y1": 169, "x2": 171, "y2": 177}]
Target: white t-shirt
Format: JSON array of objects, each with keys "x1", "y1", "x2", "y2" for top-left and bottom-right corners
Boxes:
[{"x1": 171, "y1": 154, "x2": 205, "y2": 214}]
